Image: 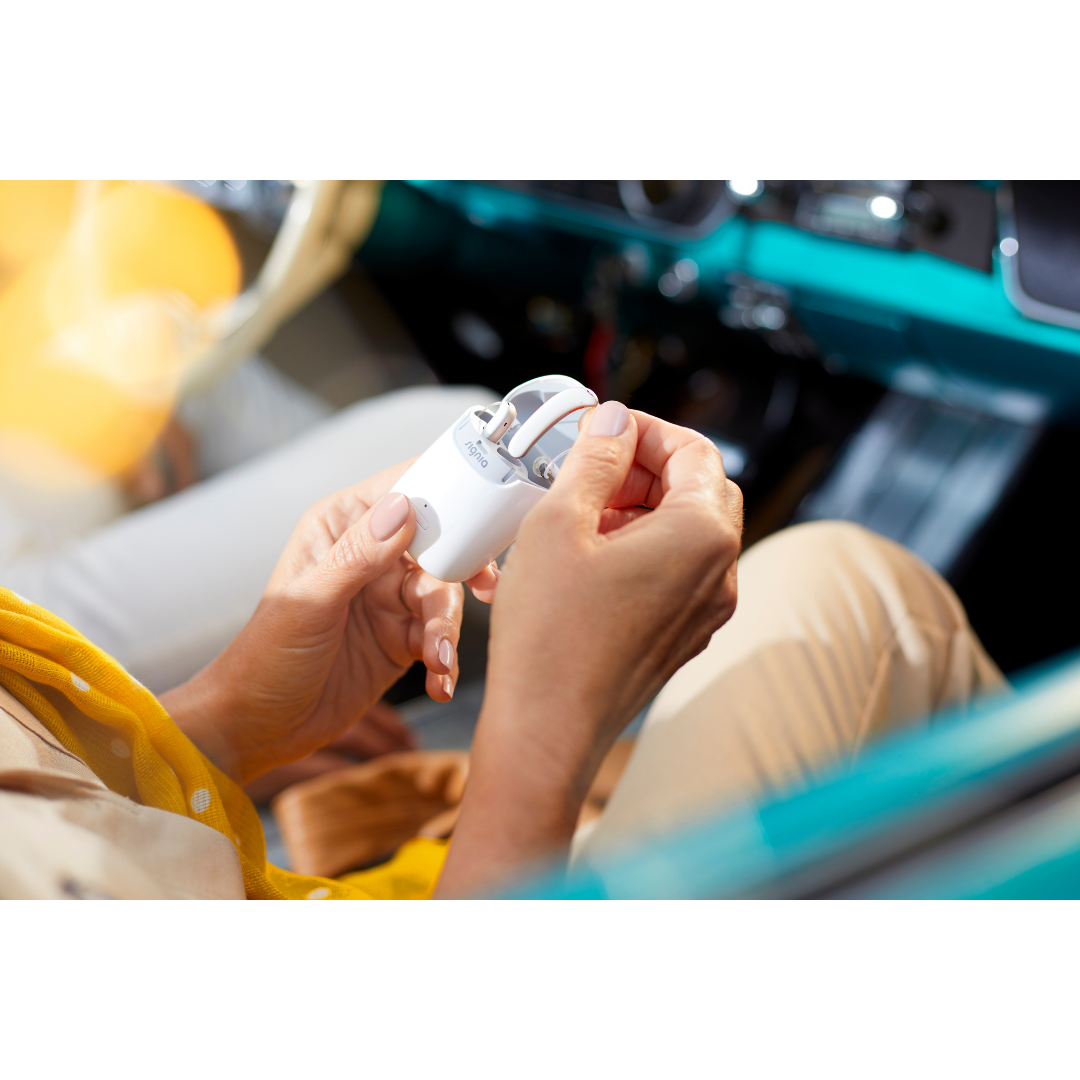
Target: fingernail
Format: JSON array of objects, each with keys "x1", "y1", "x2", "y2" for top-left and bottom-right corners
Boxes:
[
  {"x1": 441, "y1": 675, "x2": 454, "y2": 699},
  {"x1": 371, "y1": 493, "x2": 410, "y2": 541},
  {"x1": 588, "y1": 400, "x2": 629, "y2": 437},
  {"x1": 438, "y1": 638, "x2": 454, "y2": 671},
  {"x1": 490, "y1": 564, "x2": 501, "y2": 581}
]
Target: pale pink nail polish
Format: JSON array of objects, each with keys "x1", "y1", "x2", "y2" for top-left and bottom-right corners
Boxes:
[
  {"x1": 370, "y1": 492, "x2": 410, "y2": 541},
  {"x1": 442, "y1": 675, "x2": 454, "y2": 699},
  {"x1": 589, "y1": 400, "x2": 629, "y2": 437},
  {"x1": 438, "y1": 638, "x2": 454, "y2": 670}
]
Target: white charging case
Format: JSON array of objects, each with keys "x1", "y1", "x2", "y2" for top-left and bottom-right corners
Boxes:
[{"x1": 390, "y1": 375, "x2": 594, "y2": 582}]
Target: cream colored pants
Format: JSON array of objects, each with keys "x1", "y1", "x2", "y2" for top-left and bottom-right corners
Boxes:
[{"x1": 574, "y1": 520, "x2": 1007, "y2": 862}]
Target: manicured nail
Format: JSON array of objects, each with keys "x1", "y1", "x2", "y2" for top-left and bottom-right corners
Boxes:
[
  {"x1": 588, "y1": 400, "x2": 629, "y2": 437},
  {"x1": 441, "y1": 675, "x2": 454, "y2": 699},
  {"x1": 438, "y1": 638, "x2": 455, "y2": 671},
  {"x1": 371, "y1": 493, "x2": 410, "y2": 541},
  {"x1": 490, "y1": 564, "x2": 501, "y2": 582}
]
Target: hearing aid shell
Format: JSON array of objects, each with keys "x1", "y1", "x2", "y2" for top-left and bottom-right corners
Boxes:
[{"x1": 390, "y1": 375, "x2": 597, "y2": 582}]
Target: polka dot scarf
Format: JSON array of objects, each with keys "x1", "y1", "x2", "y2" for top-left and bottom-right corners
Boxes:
[{"x1": 0, "y1": 587, "x2": 446, "y2": 899}]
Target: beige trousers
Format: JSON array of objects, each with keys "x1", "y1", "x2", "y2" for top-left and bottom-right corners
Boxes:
[{"x1": 574, "y1": 520, "x2": 1007, "y2": 862}]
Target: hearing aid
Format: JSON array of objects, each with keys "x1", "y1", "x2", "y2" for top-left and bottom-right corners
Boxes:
[{"x1": 390, "y1": 375, "x2": 598, "y2": 582}]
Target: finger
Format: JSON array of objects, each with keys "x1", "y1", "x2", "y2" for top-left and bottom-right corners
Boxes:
[
  {"x1": 299, "y1": 492, "x2": 416, "y2": 612},
  {"x1": 604, "y1": 461, "x2": 663, "y2": 510},
  {"x1": 337, "y1": 714, "x2": 418, "y2": 758},
  {"x1": 630, "y1": 412, "x2": 728, "y2": 508},
  {"x1": 605, "y1": 469, "x2": 742, "y2": 604},
  {"x1": 336, "y1": 723, "x2": 409, "y2": 759},
  {"x1": 402, "y1": 568, "x2": 464, "y2": 683},
  {"x1": 573, "y1": 406, "x2": 663, "y2": 509},
  {"x1": 327, "y1": 701, "x2": 418, "y2": 756},
  {"x1": 547, "y1": 401, "x2": 638, "y2": 528},
  {"x1": 464, "y1": 563, "x2": 500, "y2": 604},
  {"x1": 426, "y1": 661, "x2": 459, "y2": 703},
  {"x1": 244, "y1": 751, "x2": 356, "y2": 804},
  {"x1": 597, "y1": 416, "x2": 742, "y2": 570},
  {"x1": 598, "y1": 506, "x2": 652, "y2": 534},
  {"x1": 315, "y1": 459, "x2": 419, "y2": 541},
  {"x1": 578, "y1": 410, "x2": 721, "y2": 511},
  {"x1": 364, "y1": 700, "x2": 420, "y2": 749}
]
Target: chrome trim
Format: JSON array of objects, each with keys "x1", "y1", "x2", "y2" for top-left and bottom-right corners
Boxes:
[
  {"x1": 616, "y1": 180, "x2": 736, "y2": 239},
  {"x1": 996, "y1": 182, "x2": 1080, "y2": 332},
  {"x1": 488, "y1": 181, "x2": 736, "y2": 242}
]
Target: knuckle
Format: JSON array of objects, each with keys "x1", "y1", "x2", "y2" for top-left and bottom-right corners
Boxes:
[
  {"x1": 697, "y1": 431, "x2": 724, "y2": 464},
  {"x1": 727, "y1": 481, "x2": 745, "y2": 525},
  {"x1": 414, "y1": 572, "x2": 464, "y2": 620},
  {"x1": 437, "y1": 582, "x2": 465, "y2": 623},
  {"x1": 295, "y1": 503, "x2": 324, "y2": 535},
  {"x1": 722, "y1": 514, "x2": 743, "y2": 555},
  {"x1": 685, "y1": 504, "x2": 740, "y2": 557},
  {"x1": 580, "y1": 439, "x2": 623, "y2": 472},
  {"x1": 328, "y1": 527, "x2": 374, "y2": 573},
  {"x1": 407, "y1": 568, "x2": 434, "y2": 599},
  {"x1": 400, "y1": 567, "x2": 421, "y2": 610}
]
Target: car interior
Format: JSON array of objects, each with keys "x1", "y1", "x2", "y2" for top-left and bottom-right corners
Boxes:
[{"x1": 6, "y1": 179, "x2": 1080, "y2": 898}]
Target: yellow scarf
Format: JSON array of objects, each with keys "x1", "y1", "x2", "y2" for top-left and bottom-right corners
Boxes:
[{"x1": 0, "y1": 586, "x2": 446, "y2": 899}]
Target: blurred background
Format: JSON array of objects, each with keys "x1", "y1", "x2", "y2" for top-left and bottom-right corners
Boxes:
[{"x1": 6, "y1": 178, "x2": 1080, "y2": 895}]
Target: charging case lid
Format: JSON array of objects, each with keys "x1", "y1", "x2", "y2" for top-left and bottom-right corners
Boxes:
[{"x1": 496, "y1": 374, "x2": 592, "y2": 482}]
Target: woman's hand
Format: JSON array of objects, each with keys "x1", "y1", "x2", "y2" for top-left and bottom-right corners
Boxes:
[
  {"x1": 241, "y1": 700, "x2": 419, "y2": 804},
  {"x1": 436, "y1": 401, "x2": 743, "y2": 896},
  {"x1": 162, "y1": 461, "x2": 487, "y2": 786}
]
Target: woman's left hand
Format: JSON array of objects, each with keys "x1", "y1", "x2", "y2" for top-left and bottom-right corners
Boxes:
[{"x1": 161, "y1": 460, "x2": 488, "y2": 786}]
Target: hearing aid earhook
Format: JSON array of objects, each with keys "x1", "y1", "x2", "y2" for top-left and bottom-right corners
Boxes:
[{"x1": 505, "y1": 386, "x2": 598, "y2": 459}]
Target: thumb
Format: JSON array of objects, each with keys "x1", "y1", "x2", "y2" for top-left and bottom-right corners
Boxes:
[
  {"x1": 304, "y1": 491, "x2": 416, "y2": 610},
  {"x1": 548, "y1": 400, "x2": 637, "y2": 525}
]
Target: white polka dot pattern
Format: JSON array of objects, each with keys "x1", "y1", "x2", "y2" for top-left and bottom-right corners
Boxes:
[
  {"x1": 70, "y1": 672, "x2": 90, "y2": 692},
  {"x1": 306, "y1": 887, "x2": 330, "y2": 900},
  {"x1": 110, "y1": 739, "x2": 131, "y2": 758},
  {"x1": 11, "y1": 591, "x2": 32, "y2": 606},
  {"x1": 190, "y1": 788, "x2": 211, "y2": 813}
]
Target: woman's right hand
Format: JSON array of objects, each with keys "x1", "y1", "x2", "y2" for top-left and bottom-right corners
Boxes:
[{"x1": 436, "y1": 400, "x2": 744, "y2": 896}]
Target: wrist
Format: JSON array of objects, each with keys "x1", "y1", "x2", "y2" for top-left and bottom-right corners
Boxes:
[
  {"x1": 159, "y1": 658, "x2": 247, "y2": 782},
  {"x1": 434, "y1": 693, "x2": 603, "y2": 898}
]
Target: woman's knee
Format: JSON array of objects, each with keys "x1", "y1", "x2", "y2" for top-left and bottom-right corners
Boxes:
[{"x1": 739, "y1": 520, "x2": 970, "y2": 635}]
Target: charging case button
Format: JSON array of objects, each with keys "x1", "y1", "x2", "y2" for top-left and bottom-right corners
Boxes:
[{"x1": 411, "y1": 498, "x2": 432, "y2": 530}]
